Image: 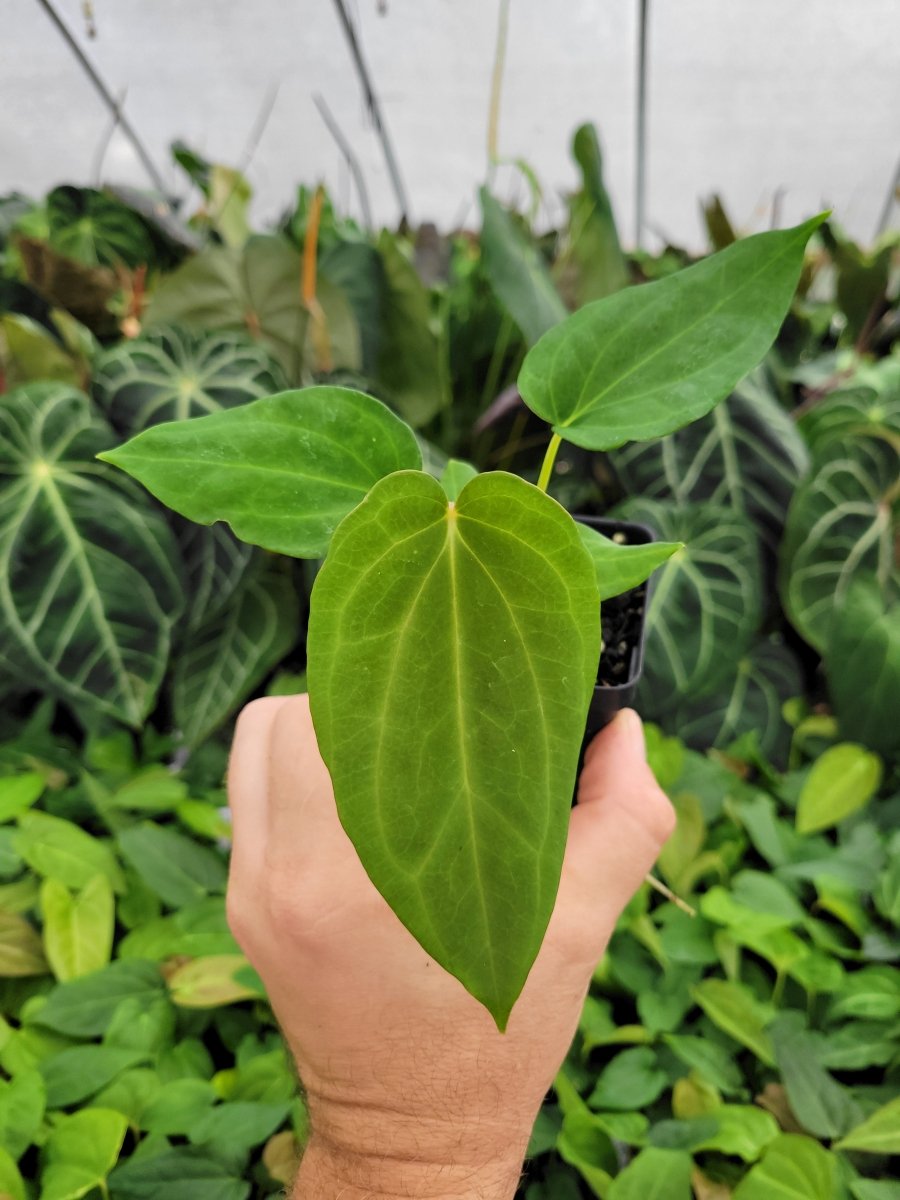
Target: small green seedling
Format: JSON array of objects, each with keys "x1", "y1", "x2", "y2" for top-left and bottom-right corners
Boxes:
[{"x1": 101, "y1": 214, "x2": 824, "y2": 1028}]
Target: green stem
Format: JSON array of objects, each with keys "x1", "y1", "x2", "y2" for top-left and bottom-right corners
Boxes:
[{"x1": 536, "y1": 433, "x2": 562, "y2": 492}]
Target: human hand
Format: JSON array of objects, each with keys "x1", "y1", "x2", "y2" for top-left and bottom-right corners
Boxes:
[{"x1": 226, "y1": 696, "x2": 674, "y2": 1199}]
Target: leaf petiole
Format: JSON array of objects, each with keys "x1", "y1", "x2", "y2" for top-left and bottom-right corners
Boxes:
[{"x1": 536, "y1": 432, "x2": 562, "y2": 493}]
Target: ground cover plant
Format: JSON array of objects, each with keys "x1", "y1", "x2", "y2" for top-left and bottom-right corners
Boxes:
[{"x1": 0, "y1": 127, "x2": 898, "y2": 1196}]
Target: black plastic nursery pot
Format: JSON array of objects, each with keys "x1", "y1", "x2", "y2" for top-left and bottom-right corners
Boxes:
[{"x1": 575, "y1": 515, "x2": 657, "y2": 746}]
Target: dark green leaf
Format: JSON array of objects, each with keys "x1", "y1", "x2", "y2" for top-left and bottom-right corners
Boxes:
[
  {"x1": 118, "y1": 823, "x2": 227, "y2": 908},
  {"x1": 46, "y1": 186, "x2": 153, "y2": 269},
  {"x1": 770, "y1": 1014, "x2": 860, "y2": 1139},
  {"x1": 608, "y1": 1147, "x2": 693, "y2": 1200},
  {"x1": 587, "y1": 1048, "x2": 668, "y2": 1111},
  {"x1": 109, "y1": 1147, "x2": 250, "y2": 1200},
  {"x1": 33, "y1": 960, "x2": 165, "y2": 1037},
  {"x1": 827, "y1": 578, "x2": 900, "y2": 759},
  {"x1": 40, "y1": 1044, "x2": 148, "y2": 1107}
]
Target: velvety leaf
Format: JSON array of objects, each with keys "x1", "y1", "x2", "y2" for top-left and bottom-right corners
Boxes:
[
  {"x1": 99, "y1": 386, "x2": 422, "y2": 558},
  {"x1": 172, "y1": 559, "x2": 299, "y2": 747},
  {"x1": 615, "y1": 500, "x2": 762, "y2": 702},
  {"x1": 798, "y1": 385, "x2": 900, "y2": 452},
  {"x1": 519, "y1": 216, "x2": 824, "y2": 450},
  {"x1": 796, "y1": 743, "x2": 882, "y2": 833},
  {"x1": 176, "y1": 521, "x2": 255, "y2": 632},
  {"x1": 167, "y1": 955, "x2": 263, "y2": 1007},
  {"x1": 780, "y1": 433, "x2": 899, "y2": 653},
  {"x1": 0, "y1": 1068, "x2": 45, "y2": 1159},
  {"x1": 771, "y1": 1014, "x2": 860, "y2": 1139},
  {"x1": 320, "y1": 238, "x2": 384, "y2": 374},
  {"x1": 118, "y1": 822, "x2": 227, "y2": 907},
  {"x1": 692, "y1": 979, "x2": 775, "y2": 1065},
  {"x1": 93, "y1": 326, "x2": 286, "y2": 437},
  {"x1": 0, "y1": 383, "x2": 183, "y2": 725},
  {"x1": 587, "y1": 1047, "x2": 668, "y2": 1111},
  {"x1": 0, "y1": 911, "x2": 49, "y2": 977},
  {"x1": 108, "y1": 1148, "x2": 250, "y2": 1200},
  {"x1": 41, "y1": 1107, "x2": 128, "y2": 1200},
  {"x1": 40, "y1": 1045, "x2": 148, "y2": 1107},
  {"x1": 827, "y1": 578, "x2": 900, "y2": 759},
  {"x1": 307, "y1": 470, "x2": 599, "y2": 1026},
  {"x1": 612, "y1": 371, "x2": 810, "y2": 552},
  {"x1": 835, "y1": 1096, "x2": 900, "y2": 1154},
  {"x1": 608, "y1": 1147, "x2": 693, "y2": 1200},
  {"x1": 15, "y1": 810, "x2": 124, "y2": 893},
  {"x1": 732, "y1": 1133, "x2": 838, "y2": 1200},
  {"x1": 479, "y1": 189, "x2": 567, "y2": 345},
  {"x1": 33, "y1": 960, "x2": 165, "y2": 1037},
  {"x1": 575, "y1": 523, "x2": 682, "y2": 600},
  {"x1": 45, "y1": 186, "x2": 153, "y2": 268},
  {"x1": 41, "y1": 874, "x2": 115, "y2": 980}
]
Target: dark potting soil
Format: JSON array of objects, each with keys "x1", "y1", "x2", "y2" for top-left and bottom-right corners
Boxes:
[{"x1": 597, "y1": 581, "x2": 646, "y2": 686}]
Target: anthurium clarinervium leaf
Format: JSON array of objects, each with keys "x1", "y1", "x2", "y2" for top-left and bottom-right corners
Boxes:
[
  {"x1": 575, "y1": 523, "x2": 682, "y2": 601},
  {"x1": 307, "y1": 470, "x2": 600, "y2": 1027},
  {"x1": 518, "y1": 215, "x2": 826, "y2": 450},
  {"x1": 0, "y1": 383, "x2": 183, "y2": 726},
  {"x1": 98, "y1": 386, "x2": 422, "y2": 558}
]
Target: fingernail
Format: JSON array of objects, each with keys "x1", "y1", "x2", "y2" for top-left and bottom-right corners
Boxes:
[{"x1": 612, "y1": 708, "x2": 646, "y2": 760}]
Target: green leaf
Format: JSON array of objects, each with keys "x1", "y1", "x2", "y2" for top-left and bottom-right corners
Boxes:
[
  {"x1": 99, "y1": 386, "x2": 422, "y2": 558},
  {"x1": 780, "y1": 433, "x2": 899, "y2": 653},
  {"x1": 45, "y1": 186, "x2": 153, "y2": 268},
  {"x1": 307, "y1": 470, "x2": 599, "y2": 1026},
  {"x1": 40, "y1": 1044, "x2": 148, "y2": 1107},
  {"x1": 828, "y1": 967, "x2": 900, "y2": 1021},
  {"x1": 41, "y1": 874, "x2": 115, "y2": 980},
  {"x1": 612, "y1": 371, "x2": 810, "y2": 552},
  {"x1": 141, "y1": 1079, "x2": 217, "y2": 1135},
  {"x1": 575, "y1": 523, "x2": 682, "y2": 601},
  {"x1": 691, "y1": 979, "x2": 775, "y2": 1065},
  {"x1": 172, "y1": 558, "x2": 299, "y2": 747},
  {"x1": 587, "y1": 1047, "x2": 668, "y2": 1111},
  {"x1": 662, "y1": 1034, "x2": 744, "y2": 1095},
  {"x1": 374, "y1": 230, "x2": 445, "y2": 427},
  {"x1": 177, "y1": 521, "x2": 254, "y2": 633},
  {"x1": 0, "y1": 312, "x2": 87, "y2": 391},
  {"x1": 798, "y1": 384, "x2": 900, "y2": 453},
  {"x1": 0, "y1": 383, "x2": 183, "y2": 726},
  {"x1": 827, "y1": 578, "x2": 900, "y2": 759},
  {"x1": 33, "y1": 960, "x2": 165, "y2": 1037},
  {"x1": 731, "y1": 1133, "x2": 838, "y2": 1200},
  {"x1": 41, "y1": 1107, "x2": 127, "y2": 1200},
  {"x1": 93, "y1": 326, "x2": 286, "y2": 437},
  {"x1": 686, "y1": 1105, "x2": 780, "y2": 1161},
  {"x1": 108, "y1": 1147, "x2": 250, "y2": 1200},
  {"x1": 103, "y1": 994, "x2": 176, "y2": 1056},
  {"x1": 0, "y1": 911, "x2": 48, "y2": 977},
  {"x1": 0, "y1": 1146, "x2": 25, "y2": 1200},
  {"x1": 0, "y1": 1068, "x2": 45, "y2": 1159},
  {"x1": 518, "y1": 216, "x2": 824, "y2": 450},
  {"x1": 440, "y1": 459, "x2": 478, "y2": 502},
  {"x1": 118, "y1": 822, "x2": 227, "y2": 908},
  {"x1": 15, "y1": 810, "x2": 124, "y2": 892},
  {"x1": 479, "y1": 189, "x2": 567, "y2": 345},
  {"x1": 0, "y1": 772, "x2": 44, "y2": 822},
  {"x1": 608, "y1": 1147, "x2": 693, "y2": 1200},
  {"x1": 770, "y1": 1014, "x2": 860, "y2": 1139},
  {"x1": 167, "y1": 955, "x2": 262, "y2": 1008},
  {"x1": 835, "y1": 1096, "x2": 900, "y2": 1154},
  {"x1": 615, "y1": 500, "x2": 762, "y2": 701},
  {"x1": 107, "y1": 767, "x2": 188, "y2": 813},
  {"x1": 320, "y1": 238, "x2": 384, "y2": 374},
  {"x1": 850, "y1": 1183, "x2": 900, "y2": 1200},
  {"x1": 796, "y1": 743, "x2": 882, "y2": 834},
  {"x1": 188, "y1": 1101, "x2": 289, "y2": 1159}
]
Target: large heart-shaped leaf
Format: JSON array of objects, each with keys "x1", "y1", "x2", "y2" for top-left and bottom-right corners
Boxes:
[
  {"x1": 144, "y1": 234, "x2": 360, "y2": 382},
  {"x1": 44, "y1": 185, "x2": 154, "y2": 269},
  {"x1": 826, "y1": 578, "x2": 900, "y2": 759},
  {"x1": 780, "y1": 432, "x2": 899, "y2": 652},
  {"x1": 615, "y1": 499, "x2": 762, "y2": 703},
  {"x1": 172, "y1": 559, "x2": 300, "y2": 748},
  {"x1": 0, "y1": 383, "x2": 183, "y2": 726},
  {"x1": 612, "y1": 371, "x2": 810, "y2": 551},
  {"x1": 307, "y1": 470, "x2": 599, "y2": 1026},
  {"x1": 93, "y1": 326, "x2": 286, "y2": 436},
  {"x1": 798, "y1": 385, "x2": 900, "y2": 453},
  {"x1": 518, "y1": 216, "x2": 824, "y2": 450},
  {"x1": 98, "y1": 386, "x2": 422, "y2": 558},
  {"x1": 479, "y1": 188, "x2": 568, "y2": 345},
  {"x1": 176, "y1": 521, "x2": 255, "y2": 632}
]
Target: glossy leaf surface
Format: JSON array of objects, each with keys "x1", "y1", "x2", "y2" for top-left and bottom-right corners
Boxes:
[
  {"x1": 99, "y1": 387, "x2": 422, "y2": 558},
  {"x1": 519, "y1": 216, "x2": 824, "y2": 450},
  {"x1": 308, "y1": 470, "x2": 599, "y2": 1026},
  {"x1": 575, "y1": 523, "x2": 682, "y2": 600}
]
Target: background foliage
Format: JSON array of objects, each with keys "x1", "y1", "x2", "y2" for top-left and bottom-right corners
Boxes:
[{"x1": 1, "y1": 128, "x2": 898, "y2": 1196}]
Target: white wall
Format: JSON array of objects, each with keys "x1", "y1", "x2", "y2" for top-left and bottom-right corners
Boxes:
[{"x1": 3, "y1": 0, "x2": 898, "y2": 248}]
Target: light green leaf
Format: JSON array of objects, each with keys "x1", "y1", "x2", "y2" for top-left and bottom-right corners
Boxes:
[
  {"x1": 167, "y1": 955, "x2": 262, "y2": 1007},
  {"x1": 689, "y1": 1105, "x2": 780, "y2": 1161},
  {"x1": 41, "y1": 874, "x2": 115, "y2": 980},
  {"x1": 41, "y1": 1107, "x2": 127, "y2": 1200},
  {"x1": 732, "y1": 1133, "x2": 838, "y2": 1200},
  {"x1": 15, "y1": 810, "x2": 124, "y2": 892},
  {"x1": 141, "y1": 1079, "x2": 217, "y2": 1135},
  {"x1": 662, "y1": 1035, "x2": 744, "y2": 1095},
  {"x1": 796, "y1": 743, "x2": 882, "y2": 834},
  {"x1": 118, "y1": 822, "x2": 227, "y2": 908},
  {"x1": 780, "y1": 433, "x2": 899, "y2": 653},
  {"x1": 0, "y1": 1069, "x2": 45, "y2": 1159},
  {"x1": 519, "y1": 216, "x2": 824, "y2": 450},
  {"x1": 0, "y1": 772, "x2": 44, "y2": 822},
  {"x1": 836, "y1": 1096, "x2": 900, "y2": 1154},
  {"x1": 0, "y1": 1146, "x2": 25, "y2": 1200},
  {"x1": 827, "y1": 578, "x2": 900, "y2": 759},
  {"x1": 608, "y1": 1147, "x2": 693, "y2": 1200},
  {"x1": 440, "y1": 459, "x2": 478, "y2": 502},
  {"x1": 828, "y1": 967, "x2": 900, "y2": 1021},
  {"x1": 93, "y1": 326, "x2": 286, "y2": 436},
  {"x1": 0, "y1": 911, "x2": 49, "y2": 977},
  {"x1": 692, "y1": 979, "x2": 775, "y2": 1065},
  {"x1": 850, "y1": 1182, "x2": 900, "y2": 1200},
  {"x1": 575, "y1": 523, "x2": 682, "y2": 601},
  {"x1": 107, "y1": 767, "x2": 188, "y2": 813},
  {"x1": 33, "y1": 960, "x2": 165, "y2": 1037},
  {"x1": 0, "y1": 383, "x2": 183, "y2": 726},
  {"x1": 0, "y1": 312, "x2": 87, "y2": 390},
  {"x1": 307, "y1": 470, "x2": 599, "y2": 1027},
  {"x1": 103, "y1": 995, "x2": 176, "y2": 1056},
  {"x1": 99, "y1": 386, "x2": 422, "y2": 558},
  {"x1": 172, "y1": 559, "x2": 299, "y2": 748},
  {"x1": 479, "y1": 189, "x2": 567, "y2": 345}
]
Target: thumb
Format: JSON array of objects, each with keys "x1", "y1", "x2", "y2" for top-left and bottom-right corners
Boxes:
[{"x1": 556, "y1": 709, "x2": 676, "y2": 947}]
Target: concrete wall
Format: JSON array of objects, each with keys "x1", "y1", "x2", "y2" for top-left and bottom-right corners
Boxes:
[{"x1": 3, "y1": 0, "x2": 898, "y2": 248}]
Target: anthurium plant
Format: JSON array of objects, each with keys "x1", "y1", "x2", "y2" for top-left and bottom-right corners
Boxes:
[{"x1": 100, "y1": 215, "x2": 824, "y2": 1028}]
